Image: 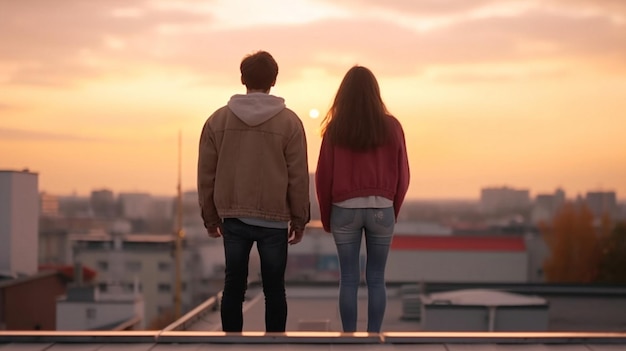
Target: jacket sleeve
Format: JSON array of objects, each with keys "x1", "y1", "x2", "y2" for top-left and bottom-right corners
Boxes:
[
  {"x1": 315, "y1": 135, "x2": 333, "y2": 232},
  {"x1": 197, "y1": 120, "x2": 221, "y2": 228},
  {"x1": 285, "y1": 120, "x2": 310, "y2": 231},
  {"x1": 394, "y1": 123, "x2": 410, "y2": 219}
]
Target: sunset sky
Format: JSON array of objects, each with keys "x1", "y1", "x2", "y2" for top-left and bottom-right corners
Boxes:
[{"x1": 1, "y1": 0, "x2": 625, "y2": 200}]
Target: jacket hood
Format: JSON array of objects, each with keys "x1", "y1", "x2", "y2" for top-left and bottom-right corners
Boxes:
[{"x1": 227, "y1": 93, "x2": 286, "y2": 127}]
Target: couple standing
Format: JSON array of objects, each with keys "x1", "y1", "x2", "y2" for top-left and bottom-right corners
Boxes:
[{"x1": 197, "y1": 50, "x2": 410, "y2": 333}]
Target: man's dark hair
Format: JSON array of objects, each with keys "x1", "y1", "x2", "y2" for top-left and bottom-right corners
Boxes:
[{"x1": 240, "y1": 51, "x2": 279, "y2": 91}]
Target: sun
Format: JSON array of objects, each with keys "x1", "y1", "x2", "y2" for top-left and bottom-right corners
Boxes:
[{"x1": 309, "y1": 108, "x2": 320, "y2": 119}]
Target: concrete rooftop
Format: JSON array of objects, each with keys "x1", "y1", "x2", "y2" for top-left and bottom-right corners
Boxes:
[{"x1": 1, "y1": 282, "x2": 626, "y2": 350}]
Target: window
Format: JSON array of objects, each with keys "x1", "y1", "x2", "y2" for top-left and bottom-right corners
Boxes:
[
  {"x1": 158, "y1": 283, "x2": 171, "y2": 293},
  {"x1": 158, "y1": 261, "x2": 171, "y2": 272},
  {"x1": 86, "y1": 307, "x2": 96, "y2": 319},
  {"x1": 122, "y1": 281, "x2": 143, "y2": 292}
]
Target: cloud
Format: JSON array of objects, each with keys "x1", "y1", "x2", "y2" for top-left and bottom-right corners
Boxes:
[
  {"x1": 318, "y1": 0, "x2": 499, "y2": 15},
  {"x1": 319, "y1": 0, "x2": 626, "y2": 17},
  {"x1": 1, "y1": 0, "x2": 625, "y2": 88},
  {"x1": 551, "y1": 0, "x2": 626, "y2": 13},
  {"x1": 215, "y1": 11, "x2": 626, "y2": 79},
  {"x1": 0, "y1": 128, "x2": 106, "y2": 142},
  {"x1": 0, "y1": 0, "x2": 213, "y2": 86},
  {"x1": 425, "y1": 66, "x2": 571, "y2": 83}
]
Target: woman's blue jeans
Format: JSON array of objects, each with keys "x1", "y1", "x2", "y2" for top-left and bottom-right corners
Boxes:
[
  {"x1": 330, "y1": 206, "x2": 395, "y2": 333},
  {"x1": 220, "y1": 218, "x2": 288, "y2": 332}
]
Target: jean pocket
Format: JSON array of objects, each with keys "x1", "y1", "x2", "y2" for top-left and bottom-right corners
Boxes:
[
  {"x1": 330, "y1": 206, "x2": 356, "y2": 229},
  {"x1": 372, "y1": 208, "x2": 394, "y2": 228}
]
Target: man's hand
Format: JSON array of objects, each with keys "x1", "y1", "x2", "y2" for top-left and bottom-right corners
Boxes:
[
  {"x1": 207, "y1": 225, "x2": 222, "y2": 238},
  {"x1": 288, "y1": 227, "x2": 304, "y2": 245}
]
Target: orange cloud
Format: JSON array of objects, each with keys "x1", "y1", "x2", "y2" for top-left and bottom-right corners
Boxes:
[{"x1": 2, "y1": 0, "x2": 626, "y2": 88}]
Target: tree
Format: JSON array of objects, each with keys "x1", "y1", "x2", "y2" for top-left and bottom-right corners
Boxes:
[
  {"x1": 541, "y1": 202, "x2": 602, "y2": 283},
  {"x1": 597, "y1": 222, "x2": 626, "y2": 284}
]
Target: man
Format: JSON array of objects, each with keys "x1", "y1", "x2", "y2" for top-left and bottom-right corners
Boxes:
[{"x1": 197, "y1": 50, "x2": 310, "y2": 332}]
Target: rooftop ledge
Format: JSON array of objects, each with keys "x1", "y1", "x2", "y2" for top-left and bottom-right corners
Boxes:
[{"x1": 1, "y1": 331, "x2": 626, "y2": 345}]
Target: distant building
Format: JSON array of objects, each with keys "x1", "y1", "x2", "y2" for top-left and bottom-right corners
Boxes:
[
  {"x1": 585, "y1": 191, "x2": 618, "y2": 219},
  {"x1": 118, "y1": 193, "x2": 174, "y2": 233},
  {"x1": 288, "y1": 224, "x2": 537, "y2": 283},
  {"x1": 181, "y1": 190, "x2": 204, "y2": 239},
  {"x1": 394, "y1": 221, "x2": 453, "y2": 236},
  {"x1": 0, "y1": 264, "x2": 98, "y2": 330},
  {"x1": 56, "y1": 263, "x2": 143, "y2": 330},
  {"x1": 90, "y1": 189, "x2": 116, "y2": 219},
  {"x1": 531, "y1": 188, "x2": 566, "y2": 224},
  {"x1": 58, "y1": 195, "x2": 91, "y2": 218},
  {"x1": 179, "y1": 191, "x2": 228, "y2": 306},
  {"x1": 118, "y1": 193, "x2": 153, "y2": 220},
  {"x1": 0, "y1": 271, "x2": 68, "y2": 330},
  {"x1": 151, "y1": 196, "x2": 175, "y2": 221},
  {"x1": 40, "y1": 192, "x2": 60, "y2": 217},
  {"x1": 386, "y1": 235, "x2": 529, "y2": 283},
  {"x1": 70, "y1": 232, "x2": 219, "y2": 327},
  {"x1": 309, "y1": 173, "x2": 320, "y2": 221},
  {"x1": 480, "y1": 186, "x2": 530, "y2": 213},
  {"x1": 285, "y1": 223, "x2": 338, "y2": 280},
  {"x1": 0, "y1": 170, "x2": 39, "y2": 278},
  {"x1": 39, "y1": 217, "x2": 108, "y2": 265}
]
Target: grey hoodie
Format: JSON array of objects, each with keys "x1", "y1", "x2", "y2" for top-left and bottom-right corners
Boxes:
[{"x1": 227, "y1": 93, "x2": 286, "y2": 127}]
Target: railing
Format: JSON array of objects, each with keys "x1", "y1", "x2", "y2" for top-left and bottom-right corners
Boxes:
[
  {"x1": 111, "y1": 315, "x2": 142, "y2": 331},
  {"x1": 160, "y1": 291, "x2": 222, "y2": 332}
]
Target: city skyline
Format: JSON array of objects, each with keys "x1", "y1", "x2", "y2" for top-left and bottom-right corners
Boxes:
[
  {"x1": 31, "y1": 181, "x2": 623, "y2": 203},
  {"x1": 1, "y1": 1, "x2": 626, "y2": 199}
]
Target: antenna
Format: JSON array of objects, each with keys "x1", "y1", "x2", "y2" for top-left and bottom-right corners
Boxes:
[{"x1": 174, "y1": 130, "x2": 184, "y2": 318}]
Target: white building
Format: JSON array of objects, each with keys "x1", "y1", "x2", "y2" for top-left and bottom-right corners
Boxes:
[
  {"x1": 70, "y1": 232, "x2": 221, "y2": 327},
  {"x1": 0, "y1": 170, "x2": 39, "y2": 278},
  {"x1": 181, "y1": 190, "x2": 205, "y2": 239},
  {"x1": 419, "y1": 289, "x2": 548, "y2": 331},
  {"x1": 117, "y1": 193, "x2": 153, "y2": 220},
  {"x1": 386, "y1": 235, "x2": 529, "y2": 283},
  {"x1": 287, "y1": 223, "x2": 532, "y2": 283},
  {"x1": 56, "y1": 267, "x2": 144, "y2": 330},
  {"x1": 481, "y1": 186, "x2": 531, "y2": 213}
]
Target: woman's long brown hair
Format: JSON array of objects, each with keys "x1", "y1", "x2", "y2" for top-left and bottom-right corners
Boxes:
[{"x1": 321, "y1": 65, "x2": 390, "y2": 150}]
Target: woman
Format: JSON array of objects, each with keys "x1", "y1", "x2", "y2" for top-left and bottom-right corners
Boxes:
[{"x1": 315, "y1": 65, "x2": 410, "y2": 333}]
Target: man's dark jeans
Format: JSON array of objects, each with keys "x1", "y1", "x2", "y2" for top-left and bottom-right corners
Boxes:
[{"x1": 220, "y1": 218, "x2": 288, "y2": 332}]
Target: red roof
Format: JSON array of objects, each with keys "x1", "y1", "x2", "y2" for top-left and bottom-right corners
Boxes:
[
  {"x1": 38, "y1": 264, "x2": 97, "y2": 282},
  {"x1": 391, "y1": 235, "x2": 526, "y2": 252}
]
